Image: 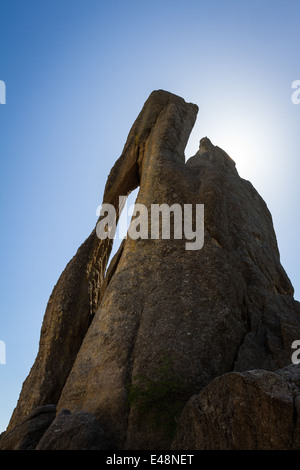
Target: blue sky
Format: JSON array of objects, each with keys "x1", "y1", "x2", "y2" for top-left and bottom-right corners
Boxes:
[{"x1": 0, "y1": 0, "x2": 299, "y2": 433}]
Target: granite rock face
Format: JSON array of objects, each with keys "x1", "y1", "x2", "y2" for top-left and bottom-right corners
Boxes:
[
  {"x1": 0, "y1": 405, "x2": 56, "y2": 450},
  {"x1": 2, "y1": 90, "x2": 300, "y2": 450},
  {"x1": 35, "y1": 409, "x2": 111, "y2": 450},
  {"x1": 172, "y1": 365, "x2": 300, "y2": 450}
]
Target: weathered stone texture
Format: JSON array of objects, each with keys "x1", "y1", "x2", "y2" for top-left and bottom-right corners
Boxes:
[
  {"x1": 36, "y1": 409, "x2": 111, "y2": 450},
  {"x1": 2, "y1": 90, "x2": 300, "y2": 450},
  {"x1": 0, "y1": 405, "x2": 56, "y2": 450},
  {"x1": 172, "y1": 365, "x2": 300, "y2": 450}
]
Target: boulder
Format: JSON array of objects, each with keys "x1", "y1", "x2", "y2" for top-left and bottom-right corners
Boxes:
[
  {"x1": 36, "y1": 409, "x2": 111, "y2": 450},
  {"x1": 0, "y1": 404, "x2": 56, "y2": 450},
  {"x1": 172, "y1": 365, "x2": 300, "y2": 450}
]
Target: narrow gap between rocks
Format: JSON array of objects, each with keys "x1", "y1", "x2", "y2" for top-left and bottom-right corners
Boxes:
[{"x1": 105, "y1": 186, "x2": 140, "y2": 274}]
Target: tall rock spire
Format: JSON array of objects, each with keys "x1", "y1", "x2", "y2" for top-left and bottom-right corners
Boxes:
[{"x1": 2, "y1": 90, "x2": 300, "y2": 450}]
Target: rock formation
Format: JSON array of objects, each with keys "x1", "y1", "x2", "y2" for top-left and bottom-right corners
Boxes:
[
  {"x1": 172, "y1": 365, "x2": 300, "y2": 450},
  {"x1": 1, "y1": 90, "x2": 300, "y2": 450}
]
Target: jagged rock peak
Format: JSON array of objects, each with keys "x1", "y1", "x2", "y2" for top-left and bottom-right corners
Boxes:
[{"x1": 186, "y1": 135, "x2": 236, "y2": 171}]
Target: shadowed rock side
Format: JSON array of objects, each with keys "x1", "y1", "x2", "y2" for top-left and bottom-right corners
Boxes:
[
  {"x1": 172, "y1": 365, "x2": 300, "y2": 450},
  {"x1": 2, "y1": 90, "x2": 300, "y2": 450},
  {"x1": 4, "y1": 90, "x2": 198, "y2": 441}
]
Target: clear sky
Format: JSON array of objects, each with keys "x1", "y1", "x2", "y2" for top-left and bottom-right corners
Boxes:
[{"x1": 0, "y1": 0, "x2": 299, "y2": 433}]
